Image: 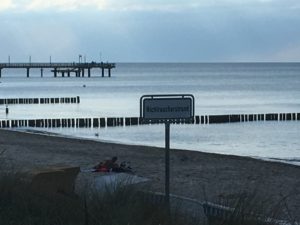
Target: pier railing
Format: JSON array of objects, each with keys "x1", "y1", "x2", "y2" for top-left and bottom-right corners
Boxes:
[{"x1": 0, "y1": 62, "x2": 115, "y2": 68}]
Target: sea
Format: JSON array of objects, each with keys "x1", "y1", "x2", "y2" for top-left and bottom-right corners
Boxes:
[{"x1": 0, "y1": 63, "x2": 300, "y2": 165}]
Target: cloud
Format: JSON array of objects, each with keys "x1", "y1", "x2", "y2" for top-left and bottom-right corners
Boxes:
[
  {"x1": 95, "y1": 0, "x2": 277, "y2": 12},
  {"x1": 273, "y1": 42, "x2": 300, "y2": 61},
  {"x1": 1, "y1": 0, "x2": 300, "y2": 62},
  {"x1": 3, "y1": 0, "x2": 197, "y2": 12},
  {"x1": 0, "y1": 0, "x2": 14, "y2": 11},
  {"x1": 25, "y1": 0, "x2": 106, "y2": 11},
  {"x1": 103, "y1": 0, "x2": 200, "y2": 12},
  {"x1": 0, "y1": 16, "x2": 79, "y2": 61},
  {"x1": 2, "y1": 0, "x2": 299, "y2": 12},
  {"x1": 0, "y1": 0, "x2": 107, "y2": 12},
  {"x1": 103, "y1": 0, "x2": 300, "y2": 12}
]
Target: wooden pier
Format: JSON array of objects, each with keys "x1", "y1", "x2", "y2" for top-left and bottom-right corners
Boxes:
[{"x1": 0, "y1": 62, "x2": 115, "y2": 78}]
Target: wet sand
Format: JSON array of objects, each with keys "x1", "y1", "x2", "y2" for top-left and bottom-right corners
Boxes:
[{"x1": 1, "y1": 128, "x2": 299, "y2": 218}]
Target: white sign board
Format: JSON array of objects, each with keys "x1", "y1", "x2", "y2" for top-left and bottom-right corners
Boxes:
[
  {"x1": 139, "y1": 94, "x2": 195, "y2": 204},
  {"x1": 140, "y1": 95, "x2": 194, "y2": 120}
]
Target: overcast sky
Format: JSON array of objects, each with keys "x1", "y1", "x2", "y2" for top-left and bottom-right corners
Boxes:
[{"x1": 0, "y1": 0, "x2": 300, "y2": 62}]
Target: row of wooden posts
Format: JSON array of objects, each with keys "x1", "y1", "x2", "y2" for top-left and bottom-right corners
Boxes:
[
  {"x1": 0, "y1": 96, "x2": 80, "y2": 105},
  {"x1": 0, "y1": 113, "x2": 299, "y2": 129}
]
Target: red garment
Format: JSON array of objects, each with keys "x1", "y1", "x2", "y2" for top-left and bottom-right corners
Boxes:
[{"x1": 95, "y1": 165, "x2": 109, "y2": 172}]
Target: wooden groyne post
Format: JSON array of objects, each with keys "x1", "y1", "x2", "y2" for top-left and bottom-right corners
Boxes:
[
  {"x1": 0, "y1": 113, "x2": 299, "y2": 129},
  {"x1": 0, "y1": 96, "x2": 80, "y2": 105}
]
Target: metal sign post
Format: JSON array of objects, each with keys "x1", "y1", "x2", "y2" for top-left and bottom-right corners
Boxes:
[
  {"x1": 165, "y1": 121, "x2": 170, "y2": 203},
  {"x1": 140, "y1": 94, "x2": 194, "y2": 204}
]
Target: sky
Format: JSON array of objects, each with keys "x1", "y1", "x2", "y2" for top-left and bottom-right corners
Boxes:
[{"x1": 0, "y1": 0, "x2": 300, "y2": 62}]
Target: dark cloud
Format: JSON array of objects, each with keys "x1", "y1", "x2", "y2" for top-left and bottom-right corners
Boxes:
[{"x1": 0, "y1": 3, "x2": 300, "y2": 62}]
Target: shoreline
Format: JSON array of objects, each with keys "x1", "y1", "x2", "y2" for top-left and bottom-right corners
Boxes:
[
  {"x1": 1, "y1": 128, "x2": 300, "y2": 217},
  {"x1": 11, "y1": 127, "x2": 300, "y2": 167}
]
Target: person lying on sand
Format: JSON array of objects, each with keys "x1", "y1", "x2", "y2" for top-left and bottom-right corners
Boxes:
[{"x1": 93, "y1": 156, "x2": 133, "y2": 173}]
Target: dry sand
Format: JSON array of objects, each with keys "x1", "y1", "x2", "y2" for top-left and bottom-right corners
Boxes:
[{"x1": 1, "y1": 128, "x2": 299, "y2": 219}]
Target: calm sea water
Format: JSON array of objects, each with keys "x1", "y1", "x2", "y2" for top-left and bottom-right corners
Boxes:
[{"x1": 0, "y1": 63, "x2": 300, "y2": 163}]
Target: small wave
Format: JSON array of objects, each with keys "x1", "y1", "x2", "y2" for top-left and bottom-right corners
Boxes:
[{"x1": 269, "y1": 157, "x2": 300, "y2": 162}]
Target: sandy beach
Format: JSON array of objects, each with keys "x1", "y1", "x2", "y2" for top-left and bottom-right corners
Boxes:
[{"x1": 1, "y1": 128, "x2": 300, "y2": 219}]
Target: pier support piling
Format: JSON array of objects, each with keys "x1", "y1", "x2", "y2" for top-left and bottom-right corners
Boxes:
[
  {"x1": 54, "y1": 68, "x2": 57, "y2": 77},
  {"x1": 26, "y1": 68, "x2": 30, "y2": 78}
]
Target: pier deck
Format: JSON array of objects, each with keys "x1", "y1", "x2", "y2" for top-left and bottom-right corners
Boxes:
[{"x1": 0, "y1": 62, "x2": 116, "y2": 78}]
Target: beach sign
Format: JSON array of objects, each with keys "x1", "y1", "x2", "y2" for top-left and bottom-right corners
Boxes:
[
  {"x1": 140, "y1": 94, "x2": 194, "y2": 121},
  {"x1": 140, "y1": 94, "x2": 195, "y2": 205}
]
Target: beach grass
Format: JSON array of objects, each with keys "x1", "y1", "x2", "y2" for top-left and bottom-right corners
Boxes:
[
  {"x1": 0, "y1": 169, "x2": 202, "y2": 225},
  {"x1": 203, "y1": 183, "x2": 299, "y2": 225},
  {"x1": 1, "y1": 170, "x2": 298, "y2": 225}
]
